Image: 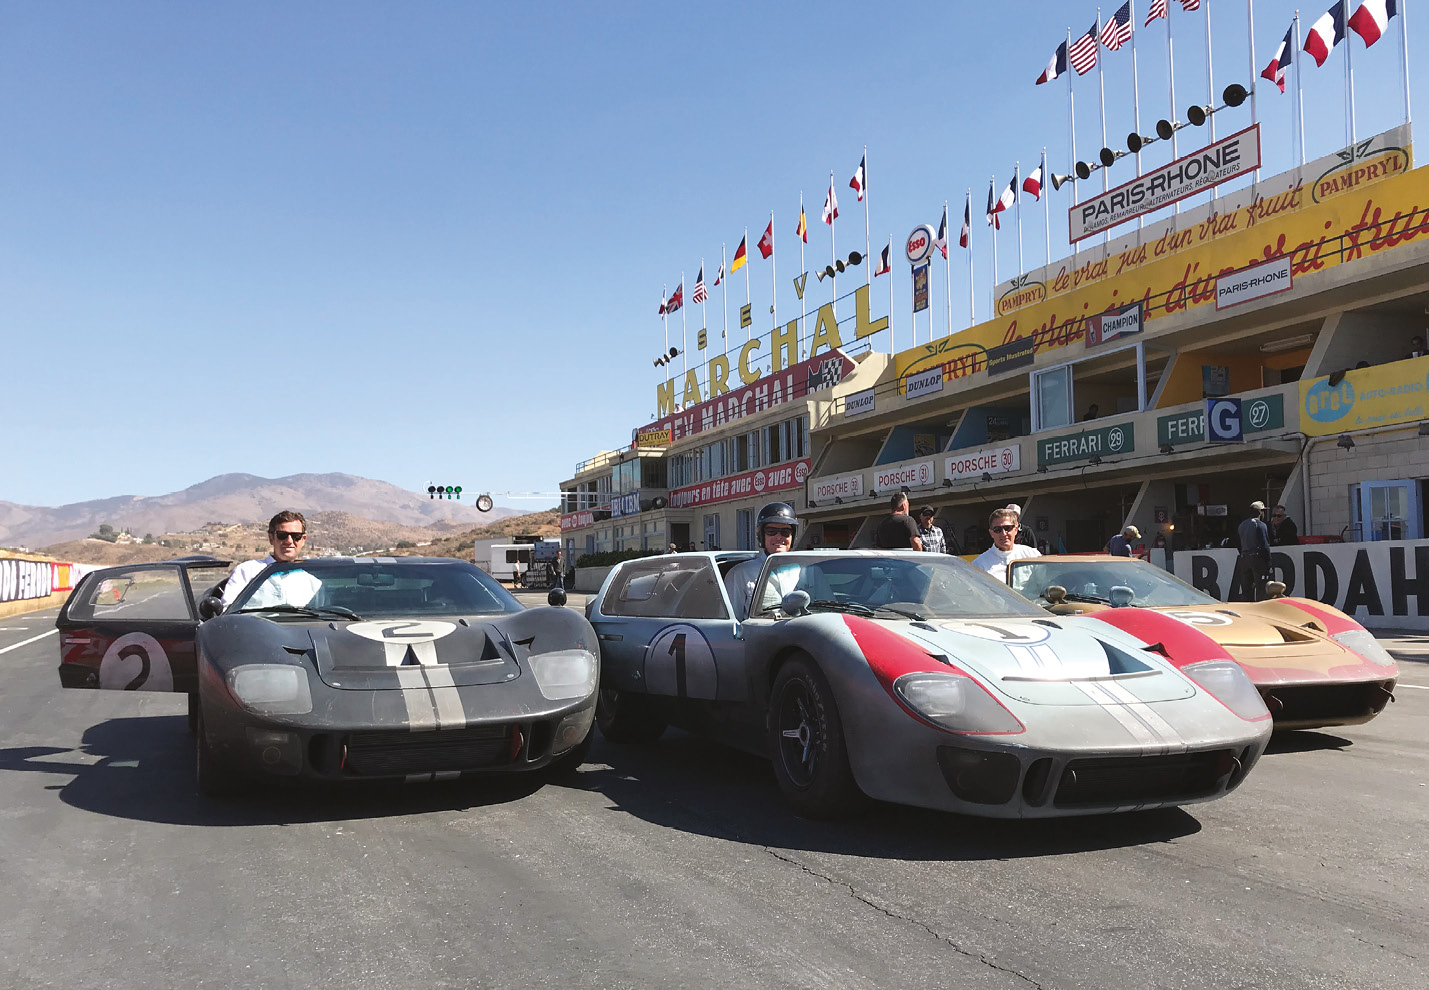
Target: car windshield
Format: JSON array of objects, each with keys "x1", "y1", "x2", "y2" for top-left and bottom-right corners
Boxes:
[
  {"x1": 229, "y1": 560, "x2": 522, "y2": 618},
  {"x1": 1008, "y1": 558, "x2": 1219, "y2": 607},
  {"x1": 755, "y1": 552, "x2": 1042, "y2": 620}
]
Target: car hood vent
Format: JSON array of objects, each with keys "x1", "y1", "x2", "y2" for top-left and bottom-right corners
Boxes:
[{"x1": 306, "y1": 623, "x2": 521, "y2": 691}]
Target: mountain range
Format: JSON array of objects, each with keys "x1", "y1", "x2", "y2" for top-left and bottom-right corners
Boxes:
[{"x1": 0, "y1": 473, "x2": 523, "y2": 548}]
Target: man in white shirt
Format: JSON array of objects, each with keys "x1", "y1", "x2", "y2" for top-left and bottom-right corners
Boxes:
[
  {"x1": 724, "y1": 502, "x2": 799, "y2": 619},
  {"x1": 972, "y1": 507, "x2": 1040, "y2": 582},
  {"x1": 220, "y1": 511, "x2": 321, "y2": 610}
]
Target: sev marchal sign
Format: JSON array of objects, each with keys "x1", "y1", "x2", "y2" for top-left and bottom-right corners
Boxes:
[{"x1": 1070, "y1": 125, "x2": 1262, "y2": 242}]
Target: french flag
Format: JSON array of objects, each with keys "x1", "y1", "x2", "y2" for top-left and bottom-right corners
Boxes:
[
  {"x1": 1036, "y1": 42, "x2": 1068, "y2": 85},
  {"x1": 1022, "y1": 158, "x2": 1044, "y2": 201},
  {"x1": 1349, "y1": 0, "x2": 1398, "y2": 48},
  {"x1": 1304, "y1": 2, "x2": 1347, "y2": 68},
  {"x1": 1261, "y1": 25, "x2": 1293, "y2": 92}
]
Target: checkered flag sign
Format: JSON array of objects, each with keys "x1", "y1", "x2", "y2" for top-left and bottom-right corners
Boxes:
[{"x1": 807, "y1": 357, "x2": 845, "y2": 393}]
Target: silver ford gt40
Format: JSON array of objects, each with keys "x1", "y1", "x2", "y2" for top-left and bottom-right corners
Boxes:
[{"x1": 588, "y1": 550, "x2": 1272, "y2": 819}]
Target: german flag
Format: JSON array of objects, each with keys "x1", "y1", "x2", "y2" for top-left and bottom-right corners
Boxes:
[
  {"x1": 730, "y1": 235, "x2": 748, "y2": 273},
  {"x1": 796, "y1": 208, "x2": 807, "y2": 244}
]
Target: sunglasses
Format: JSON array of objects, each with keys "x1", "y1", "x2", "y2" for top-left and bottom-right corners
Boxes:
[
  {"x1": 991, "y1": 524, "x2": 1018, "y2": 533},
  {"x1": 765, "y1": 527, "x2": 794, "y2": 538},
  {"x1": 273, "y1": 531, "x2": 306, "y2": 542}
]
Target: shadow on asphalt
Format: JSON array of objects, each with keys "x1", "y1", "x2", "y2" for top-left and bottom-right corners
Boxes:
[
  {"x1": 0, "y1": 716, "x2": 548, "y2": 827},
  {"x1": 1263, "y1": 729, "x2": 1355, "y2": 755},
  {"x1": 557, "y1": 730, "x2": 1206, "y2": 861}
]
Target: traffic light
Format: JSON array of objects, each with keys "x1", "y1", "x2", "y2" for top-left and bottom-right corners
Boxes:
[{"x1": 427, "y1": 485, "x2": 463, "y2": 500}]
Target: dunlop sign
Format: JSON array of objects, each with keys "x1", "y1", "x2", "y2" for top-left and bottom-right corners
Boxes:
[
  {"x1": 1070, "y1": 125, "x2": 1262, "y2": 242},
  {"x1": 904, "y1": 366, "x2": 944, "y2": 400},
  {"x1": 845, "y1": 387, "x2": 876, "y2": 418},
  {"x1": 1038, "y1": 422, "x2": 1135, "y2": 466}
]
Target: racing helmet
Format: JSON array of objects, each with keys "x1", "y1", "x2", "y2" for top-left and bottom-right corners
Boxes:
[{"x1": 756, "y1": 501, "x2": 798, "y2": 546}]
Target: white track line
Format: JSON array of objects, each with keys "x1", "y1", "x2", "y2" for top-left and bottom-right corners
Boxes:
[
  {"x1": 0, "y1": 629, "x2": 57, "y2": 655},
  {"x1": 1397, "y1": 683, "x2": 1428, "y2": 691}
]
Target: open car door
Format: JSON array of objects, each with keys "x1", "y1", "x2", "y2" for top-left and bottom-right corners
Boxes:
[{"x1": 55, "y1": 558, "x2": 231, "y2": 693}]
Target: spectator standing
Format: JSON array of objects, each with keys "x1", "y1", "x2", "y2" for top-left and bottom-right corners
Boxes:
[
  {"x1": 873, "y1": 492, "x2": 923, "y2": 550},
  {"x1": 916, "y1": 506, "x2": 946, "y2": 554},
  {"x1": 1006, "y1": 503, "x2": 1038, "y2": 547},
  {"x1": 1232, "y1": 501, "x2": 1272, "y2": 601},
  {"x1": 972, "y1": 507, "x2": 1041, "y2": 581},
  {"x1": 1105, "y1": 525, "x2": 1139, "y2": 557},
  {"x1": 1269, "y1": 506, "x2": 1299, "y2": 546}
]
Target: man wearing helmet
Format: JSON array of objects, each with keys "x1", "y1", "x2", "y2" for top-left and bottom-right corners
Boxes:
[{"x1": 723, "y1": 501, "x2": 801, "y2": 619}]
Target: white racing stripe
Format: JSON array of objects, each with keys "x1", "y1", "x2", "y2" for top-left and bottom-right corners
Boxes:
[
  {"x1": 0, "y1": 629, "x2": 57, "y2": 655},
  {"x1": 1073, "y1": 680, "x2": 1162, "y2": 751},
  {"x1": 1097, "y1": 679, "x2": 1187, "y2": 755},
  {"x1": 395, "y1": 667, "x2": 437, "y2": 731},
  {"x1": 422, "y1": 664, "x2": 466, "y2": 728}
]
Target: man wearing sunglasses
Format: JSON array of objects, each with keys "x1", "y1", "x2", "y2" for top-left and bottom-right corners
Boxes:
[
  {"x1": 724, "y1": 502, "x2": 801, "y2": 619},
  {"x1": 972, "y1": 507, "x2": 1040, "y2": 582},
  {"x1": 220, "y1": 510, "x2": 318, "y2": 609}
]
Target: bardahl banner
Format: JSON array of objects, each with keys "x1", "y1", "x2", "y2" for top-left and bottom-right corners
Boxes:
[
  {"x1": 641, "y1": 350, "x2": 856, "y2": 444},
  {"x1": 1071, "y1": 126, "x2": 1262, "y2": 243},
  {"x1": 895, "y1": 128, "x2": 1417, "y2": 389},
  {"x1": 1299, "y1": 353, "x2": 1429, "y2": 437},
  {"x1": 990, "y1": 125, "x2": 1411, "y2": 319},
  {"x1": 1173, "y1": 541, "x2": 1429, "y2": 631},
  {"x1": 669, "y1": 458, "x2": 811, "y2": 510}
]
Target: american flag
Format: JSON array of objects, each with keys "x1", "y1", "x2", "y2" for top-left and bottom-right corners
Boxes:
[
  {"x1": 691, "y1": 267, "x2": 708, "y2": 304},
  {"x1": 1180, "y1": 0, "x2": 1201, "y2": 10},
  {"x1": 1069, "y1": 21, "x2": 1099, "y2": 75},
  {"x1": 1101, "y1": 2, "x2": 1133, "y2": 51},
  {"x1": 1145, "y1": 0, "x2": 1168, "y2": 25}
]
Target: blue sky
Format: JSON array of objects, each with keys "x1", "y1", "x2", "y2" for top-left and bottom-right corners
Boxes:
[{"x1": 3, "y1": 1, "x2": 1419, "y2": 511}]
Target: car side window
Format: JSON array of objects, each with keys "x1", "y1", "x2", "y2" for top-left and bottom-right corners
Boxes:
[
  {"x1": 603, "y1": 558, "x2": 728, "y2": 620},
  {"x1": 67, "y1": 567, "x2": 191, "y2": 622}
]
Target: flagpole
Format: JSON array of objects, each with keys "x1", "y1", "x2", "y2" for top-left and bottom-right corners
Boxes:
[
  {"x1": 1345, "y1": 3, "x2": 1357, "y2": 147},
  {"x1": 721, "y1": 243, "x2": 729, "y2": 358},
  {"x1": 990, "y1": 176, "x2": 999, "y2": 318},
  {"x1": 799, "y1": 191, "x2": 807, "y2": 362},
  {"x1": 1015, "y1": 164, "x2": 1024, "y2": 276},
  {"x1": 828, "y1": 171, "x2": 837, "y2": 321},
  {"x1": 966, "y1": 191, "x2": 975, "y2": 329},
  {"x1": 1246, "y1": 0, "x2": 1260, "y2": 184},
  {"x1": 662, "y1": 282, "x2": 669, "y2": 363},
  {"x1": 1294, "y1": 12, "x2": 1307, "y2": 165},
  {"x1": 1042, "y1": 150, "x2": 1051, "y2": 268},
  {"x1": 944, "y1": 200, "x2": 952, "y2": 341},
  {"x1": 743, "y1": 226, "x2": 751, "y2": 343},
  {"x1": 769, "y1": 211, "x2": 777, "y2": 352},
  {"x1": 699, "y1": 257, "x2": 707, "y2": 361},
  {"x1": 1401, "y1": 0, "x2": 1413, "y2": 124},
  {"x1": 680, "y1": 271, "x2": 688, "y2": 380},
  {"x1": 1166, "y1": 4, "x2": 1180, "y2": 215},
  {"x1": 886, "y1": 235, "x2": 894, "y2": 350},
  {"x1": 1204, "y1": 0, "x2": 1216, "y2": 144},
  {"x1": 1097, "y1": 6, "x2": 1109, "y2": 199},
  {"x1": 1131, "y1": 0, "x2": 1144, "y2": 229},
  {"x1": 1067, "y1": 26, "x2": 1080, "y2": 254},
  {"x1": 862, "y1": 146, "x2": 871, "y2": 289}
]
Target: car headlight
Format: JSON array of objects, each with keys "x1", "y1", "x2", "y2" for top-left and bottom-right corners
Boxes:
[
  {"x1": 227, "y1": 664, "x2": 313, "y2": 715},
  {"x1": 1331, "y1": 628, "x2": 1399, "y2": 668},
  {"x1": 1182, "y1": 660, "x2": 1270, "y2": 722},
  {"x1": 893, "y1": 672, "x2": 1024, "y2": 735},
  {"x1": 529, "y1": 649, "x2": 597, "y2": 701}
]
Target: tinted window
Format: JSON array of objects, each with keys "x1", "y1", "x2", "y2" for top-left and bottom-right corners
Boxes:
[
  {"x1": 602, "y1": 557, "x2": 729, "y2": 620},
  {"x1": 67, "y1": 567, "x2": 191, "y2": 622},
  {"x1": 231, "y1": 561, "x2": 521, "y2": 617},
  {"x1": 1009, "y1": 559, "x2": 1219, "y2": 607}
]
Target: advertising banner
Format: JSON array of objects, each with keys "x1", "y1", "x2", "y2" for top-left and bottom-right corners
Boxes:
[
  {"x1": 669, "y1": 458, "x2": 811, "y2": 510},
  {"x1": 1299, "y1": 354, "x2": 1429, "y2": 437},
  {"x1": 809, "y1": 472, "x2": 865, "y2": 502},
  {"x1": 899, "y1": 127, "x2": 1414, "y2": 386},
  {"x1": 904, "y1": 367, "x2": 944, "y2": 400},
  {"x1": 844, "y1": 387, "x2": 876, "y2": 418},
  {"x1": 1037, "y1": 422, "x2": 1135, "y2": 466},
  {"x1": 874, "y1": 459, "x2": 936, "y2": 491},
  {"x1": 560, "y1": 511, "x2": 596, "y2": 532},
  {"x1": 944, "y1": 444, "x2": 1021, "y2": 482},
  {"x1": 1173, "y1": 541, "x2": 1429, "y2": 631},
  {"x1": 1071, "y1": 126, "x2": 1262, "y2": 242},
  {"x1": 1215, "y1": 255, "x2": 1293, "y2": 309},
  {"x1": 912, "y1": 264, "x2": 930, "y2": 313},
  {"x1": 634, "y1": 428, "x2": 673, "y2": 447},
  {"x1": 985, "y1": 335, "x2": 1036, "y2": 375},
  {"x1": 1157, "y1": 394, "x2": 1284, "y2": 445},
  {"x1": 609, "y1": 492, "x2": 640, "y2": 518},
  {"x1": 0, "y1": 558, "x2": 56, "y2": 603},
  {"x1": 1085, "y1": 302, "x2": 1142, "y2": 347}
]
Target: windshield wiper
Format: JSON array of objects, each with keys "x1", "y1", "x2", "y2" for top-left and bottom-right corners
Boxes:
[
  {"x1": 1059, "y1": 592, "x2": 1111, "y2": 605},
  {"x1": 874, "y1": 604, "x2": 927, "y2": 620},
  {"x1": 234, "y1": 604, "x2": 364, "y2": 620},
  {"x1": 805, "y1": 599, "x2": 875, "y2": 616}
]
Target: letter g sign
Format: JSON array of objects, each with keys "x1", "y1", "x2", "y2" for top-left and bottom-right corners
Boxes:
[{"x1": 1205, "y1": 397, "x2": 1244, "y2": 443}]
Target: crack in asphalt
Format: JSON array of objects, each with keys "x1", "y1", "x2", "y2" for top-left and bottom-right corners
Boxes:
[{"x1": 756, "y1": 844, "x2": 1047, "y2": 989}]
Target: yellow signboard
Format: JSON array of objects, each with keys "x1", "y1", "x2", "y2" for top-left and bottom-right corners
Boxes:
[
  {"x1": 635, "y1": 428, "x2": 673, "y2": 447},
  {"x1": 898, "y1": 145, "x2": 1419, "y2": 387},
  {"x1": 1298, "y1": 355, "x2": 1429, "y2": 437}
]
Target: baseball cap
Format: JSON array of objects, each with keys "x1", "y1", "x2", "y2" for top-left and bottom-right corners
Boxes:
[
  {"x1": 1005, "y1": 503, "x2": 1023, "y2": 516},
  {"x1": 919, "y1": 505, "x2": 936, "y2": 517},
  {"x1": 1250, "y1": 500, "x2": 1266, "y2": 511}
]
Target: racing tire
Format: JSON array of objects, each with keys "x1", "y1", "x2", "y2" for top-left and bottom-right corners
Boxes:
[
  {"x1": 768, "y1": 655, "x2": 867, "y2": 819},
  {"x1": 194, "y1": 711, "x2": 237, "y2": 798},
  {"x1": 595, "y1": 687, "x2": 667, "y2": 744}
]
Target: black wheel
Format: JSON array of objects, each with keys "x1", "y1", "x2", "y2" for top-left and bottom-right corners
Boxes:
[
  {"x1": 595, "y1": 686, "x2": 667, "y2": 744},
  {"x1": 194, "y1": 710, "x2": 236, "y2": 798},
  {"x1": 186, "y1": 693, "x2": 199, "y2": 735},
  {"x1": 768, "y1": 655, "x2": 866, "y2": 819}
]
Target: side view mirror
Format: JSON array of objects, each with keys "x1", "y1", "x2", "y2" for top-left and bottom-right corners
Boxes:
[
  {"x1": 1043, "y1": 585, "x2": 1067, "y2": 605},
  {"x1": 1109, "y1": 585, "x2": 1135, "y2": 608},
  {"x1": 198, "y1": 596, "x2": 224, "y2": 620},
  {"x1": 780, "y1": 590, "x2": 811, "y2": 616},
  {"x1": 547, "y1": 586, "x2": 568, "y2": 608},
  {"x1": 1264, "y1": 580, "x2": 1287, "y2": 599}
]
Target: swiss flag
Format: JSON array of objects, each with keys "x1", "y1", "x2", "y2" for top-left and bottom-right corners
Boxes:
[
  {"x1": 1304, "y1": 2, "x2": 1346, "y2": 68},
  {"x1": 757, "y1": 220, "x2": 774, "y2": 259},
  {"x1": 1349, "y1": 0, "x2": 1398, "y2": 48}
]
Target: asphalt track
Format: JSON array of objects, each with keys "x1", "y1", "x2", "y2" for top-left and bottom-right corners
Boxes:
[{"x1": 0, "y1": 604, "x2": 1425, "y2": 990}]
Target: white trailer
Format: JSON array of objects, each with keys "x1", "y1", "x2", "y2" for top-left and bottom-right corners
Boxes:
[{"x1": 486, "y1": 540, "x2": 561, "y2": 585}]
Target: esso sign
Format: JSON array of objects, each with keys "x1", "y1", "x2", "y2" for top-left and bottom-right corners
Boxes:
[{"x1": 905, "y1": 225, "x2": 936, "y2": 265}]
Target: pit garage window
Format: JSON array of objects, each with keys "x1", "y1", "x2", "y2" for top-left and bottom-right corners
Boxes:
[{"x1": 600, "y1": 557, "x2": 729, "y2": 620}]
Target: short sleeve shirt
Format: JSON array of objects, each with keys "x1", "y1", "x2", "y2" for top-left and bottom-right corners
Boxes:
[{"x1": 874, "y1": 514, "x2": 921, "y2": 549}]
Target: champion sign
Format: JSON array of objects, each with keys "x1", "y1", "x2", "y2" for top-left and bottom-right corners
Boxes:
[
  {"x1": 944, "y1": 444, "x2": 1021, "y2": 482},
  {"x1": 670, "y1": 458, "x2": 811, "y2": 509},
  {"x1": 1070, "y1": 125, "x2": 1262, "y2": 242}
]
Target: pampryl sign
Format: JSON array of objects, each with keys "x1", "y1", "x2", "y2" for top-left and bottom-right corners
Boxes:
[{"x1": 1174, "y1": 540, "x2": 1429, "y2": 631}]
